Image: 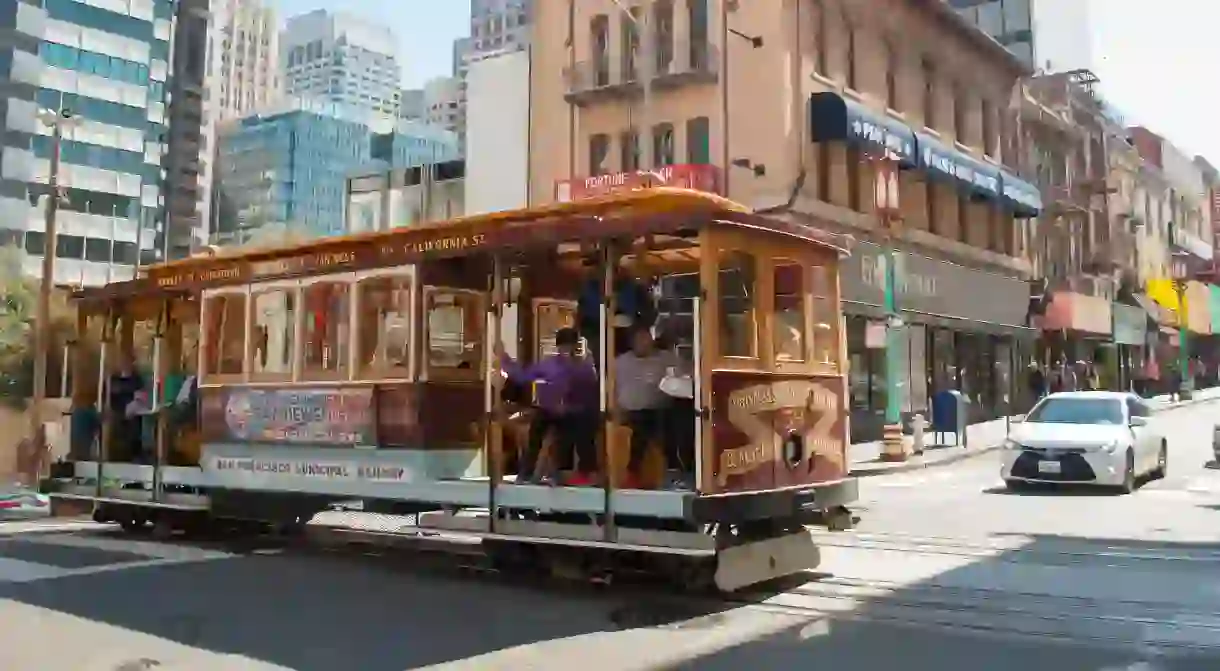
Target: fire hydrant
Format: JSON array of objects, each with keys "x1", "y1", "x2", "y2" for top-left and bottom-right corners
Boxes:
[{"x1": 912, "y1": 413, "x2": 927, "y2": 456}]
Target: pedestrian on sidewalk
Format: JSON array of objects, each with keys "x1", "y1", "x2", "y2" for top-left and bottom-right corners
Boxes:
[{"x1": 1026, "y1": 363, "x2": 1046, "y2": 402}]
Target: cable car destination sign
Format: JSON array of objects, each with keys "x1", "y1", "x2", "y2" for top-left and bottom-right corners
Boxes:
[{"x1": 148, "y1": 227, "x2": 489, "y2": 289}]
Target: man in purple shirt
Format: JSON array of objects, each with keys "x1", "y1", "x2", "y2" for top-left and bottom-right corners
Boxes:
[{"x1": 498, "y1": 327, "x2": 599, "y2": 485}]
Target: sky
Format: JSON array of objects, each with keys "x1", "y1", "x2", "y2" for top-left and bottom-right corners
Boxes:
[
  {"x1": 1089, "y1": 0, "x2": 1219, "y2": 164},
  {"x1": 270, "y1": 0, "x2": 1215, "y2": 163}
]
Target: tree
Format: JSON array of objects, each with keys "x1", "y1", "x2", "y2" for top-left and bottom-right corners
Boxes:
[{"x1": 0, "y1": 245, "x2": 75, "y2": 407}]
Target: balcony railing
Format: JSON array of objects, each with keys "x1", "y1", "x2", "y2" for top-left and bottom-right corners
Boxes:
[{"x1": 564, "y1": 39, "x2": 720, "y2": 105}]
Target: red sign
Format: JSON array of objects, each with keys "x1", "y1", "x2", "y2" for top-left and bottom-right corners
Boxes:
[{"x1": 554, "y1": 164, "x2": 721, "y2": 202}]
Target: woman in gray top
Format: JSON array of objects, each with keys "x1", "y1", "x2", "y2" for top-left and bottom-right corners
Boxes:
[{"x1": 614, "y1": 324, "x2": 683, "y2": 488}]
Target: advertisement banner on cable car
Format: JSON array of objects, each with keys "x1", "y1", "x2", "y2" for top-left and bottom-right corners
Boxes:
[{"x1": 200, "y1": 387, "x2": 374, "y2": 446}]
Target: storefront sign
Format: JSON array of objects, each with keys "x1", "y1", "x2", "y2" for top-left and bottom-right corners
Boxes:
[
  {"x1": 207, "y1": 457, "x2": 408, "y2": 482},
  {"x1": 808, "y1": 92, "x2": 917, "y2": 166},
  {"x1": 554, "y1": 164, "x2": 721, "y2": 202},
  {"x1": 1111, "y1": 303, "x2": 1147, "y2": 346},
  {"x1": 917, "y1": 133, "x2": 1001, "y2": 199},
  {"x1": 200, "y1": 387, "x2": 374, "y2": 446},
  {"x1": 841, "y1": 241, "x2": 1029, "y2": 331}
]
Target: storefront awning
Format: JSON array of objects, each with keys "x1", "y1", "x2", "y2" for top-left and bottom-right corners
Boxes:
[
  {"x1": 808, "y1": 92, "x2": 917, "y2": 166},
  {"x1": 998, "y1": 168, "x2": 1042, "y2": 219},
  {"x1": 916, "y1": 132, "x2": 1002, "y2": 202}
]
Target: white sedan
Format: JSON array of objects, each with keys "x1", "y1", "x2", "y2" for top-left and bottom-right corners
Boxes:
[{"x1": 1000, "y1": 391, "x2": 1167, "y2": 494}]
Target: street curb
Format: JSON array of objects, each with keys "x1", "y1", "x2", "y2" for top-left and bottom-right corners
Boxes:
[
  {"x1": 848, "y1": 394, "x2": 1220, "y2": 478},
  {"x1": 849, "y1": 444, "x2": 1002, "y2": 478}
]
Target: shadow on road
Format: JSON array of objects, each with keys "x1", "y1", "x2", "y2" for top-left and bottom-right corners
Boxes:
[{"x1": 4, "y1": 532, "x2": 1220, "y2": 669}]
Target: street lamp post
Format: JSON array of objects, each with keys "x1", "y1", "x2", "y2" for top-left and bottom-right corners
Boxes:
[
  {"x1": 874, "y1": 156, "x2": 907, "y2": 461},
  {"x1": 25, "y1": 108, "x2": 79, "y2": 485},
  {"x1": 1172, "y1": 257, "x2": 1193, "y2": 401}
]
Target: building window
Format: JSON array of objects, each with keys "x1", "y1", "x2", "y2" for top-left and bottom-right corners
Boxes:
[
  {"x1": 652, "y1": 122, "x2": 675, "y2": 166},
  {"x1": 921, "y1": 58, "x2": 936, "y2": 128},
  {"x1": 654, "y1": 0, "x2": 675, "y2": 73},
  {"x1": 425, "y1": 290, "x2": 484, "y2": 376},
  {"x1": 845, "y1": 23, "x2": 858, "y2": 90},
  {"x1": 591, "y1": 15, "x2": 610, "y2": 86},
  {"x1": 301, "y1": 282, "x2": 350, "y2": 380},
  {"x1": 982, "y1": 99, "x2": 997, "y2": 157},
  {"x1": 621, "y1": 6, "x2": 641, "y2": 81},
  {"x1": 250, "y1": 287, "x2": 296, "y2": 381},
  {"x1": 688, "y1": 0, "x2": 709, "y2": 68},
  {"x1": 773, "y1": 260, "x2": 806, "y2": 363},
  {"x1": 884, "y1": 39, "x2": 898, "y2": 110},
  {"x1": 201, "y1": 292, "x2": 246, "y2": 380},
  {"x1": 953, "y1": 84, "x2": 967, "y2": 143},
  {"x1": 357, "y1": 274, "x2": 413, "y2": 379},
  {"x1": 846, "y1": 147, "x2": 862, "y2": 212},
  {"x1": 816, "y1": 144, "x2": 832, "y2": 202},
  {"x1": 685, "y1": 116, "x2": 710, "y2": 164},
  {"x1": 812, "y1": 0, "x2": 828, "y2": 75},
  {"x1": 926, "y1": 180, "x2": 939, "y2": 236},
  {"x1": 620, "y1": 129, "x2": 640, "y2": 172},
  {"x1": 811, "y1": 263, "x2": 839, "y2": 367},
  {"x1": 589, "y1": 133, "x2": 610, "y2": 175},
  {"x1": 717, "y1": 250, "x2": 757, "y2": 359}
]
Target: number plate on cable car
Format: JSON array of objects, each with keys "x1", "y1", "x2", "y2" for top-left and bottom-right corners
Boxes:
[{"x1": 1037, "y1": 460, "x2": 1062, "y2": 474}]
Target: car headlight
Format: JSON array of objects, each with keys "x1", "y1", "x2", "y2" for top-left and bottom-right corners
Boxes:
[{"x1": 1003, "y1": 438, "x2": 1023, "y2": 451}]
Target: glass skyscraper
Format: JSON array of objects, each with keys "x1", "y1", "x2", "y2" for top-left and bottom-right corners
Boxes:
[
  {"x1": 214, "y1": 98, "x2": 459, "y2": 244},
  {"x1": 0, "y1": 0, "x2": 173, "y2": 286}
]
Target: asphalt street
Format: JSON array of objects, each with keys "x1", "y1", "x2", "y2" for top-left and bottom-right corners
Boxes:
[{"x1": 2, "y1": 399, "x2": 1220, "y2": 669}]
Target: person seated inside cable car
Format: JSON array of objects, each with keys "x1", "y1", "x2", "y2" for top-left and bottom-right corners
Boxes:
[
  {"x1": 496, "y1": 327, "x2": 599, "y2": 486},
  {"x1": 107, "y1": 352, "x2": 146, "y2": 462},
  {"x1": 613, "y1": 324, "x2": 691, "y2": 490}
]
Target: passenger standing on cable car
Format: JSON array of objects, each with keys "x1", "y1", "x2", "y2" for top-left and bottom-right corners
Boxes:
[
  {"x1": 107, "y1": 352, "x2": 145, "y2": 462},
  {"x1": 496, "y1": 327, "x2": 599, "y2": 486},
  {"x1": 614, "y1": 323, "x2": 685, "y2": 489}
]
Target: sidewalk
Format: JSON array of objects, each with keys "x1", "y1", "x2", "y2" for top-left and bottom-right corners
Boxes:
[{"x1": 849, "y1": 386, "x2": 1220, "y2": 477}]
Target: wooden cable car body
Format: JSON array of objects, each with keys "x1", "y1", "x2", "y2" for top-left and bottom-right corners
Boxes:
[{"x1": 44, "y1": 188, "x2": 858, "y2": 591}]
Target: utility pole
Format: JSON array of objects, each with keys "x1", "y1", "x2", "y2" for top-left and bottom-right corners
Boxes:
[
  {"x1": 26, "y1": 108, "x2": 79, "y2": 485},
  {"x1": 1170, "y1": 221, "x2": 1193, "y2": 400},
  {"x1": 874, "y1": 155, "x2": 907, "y2": 461}
]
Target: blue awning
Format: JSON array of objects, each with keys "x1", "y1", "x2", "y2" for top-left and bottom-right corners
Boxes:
[
  {"x1": 998, "y1": 169, "x2": 1042, "y2": 218},
  {"x1": 808, "y1": 92, "x2": 917, "y2": 166},
  {"x1": 916, "y1": 133, "x2": 1001, "y2": 200}
]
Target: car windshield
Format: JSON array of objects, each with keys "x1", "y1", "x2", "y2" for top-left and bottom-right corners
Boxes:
[{"x1": 1026, "y1": 398, "x2": 1125, "y2": 425}]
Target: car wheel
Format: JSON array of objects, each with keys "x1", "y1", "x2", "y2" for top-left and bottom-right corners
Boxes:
[
  {"x1": 1118, "y1": 450, "x2": 1136, "y2": 494},
  {"x1": 1151, "y1": 441, "x2": 1168, "y2": 481}
]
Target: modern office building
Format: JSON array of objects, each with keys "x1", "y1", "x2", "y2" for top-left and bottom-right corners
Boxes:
[
  {"x1": 0, "y1": 0, "x2": 175, "y2": 285},
  {"x1": 280, "y1": 10, "x2": 401, "y2": 117},
  {"x1": 398, "y1": 88, "x2": 424, "y2": 120},
  {"x1": 163, "y1": 0, "x2": 215, "y2": 261},
  {"x1": 947, "y1": 0, "x2": 1095, "y2": 74},
  {"x1": 212, "y1": 0, "x2": 281, "y2": 121},
  {"x1": 471, "y1": 0, "x2": 531, "y2": 54},
  {"x1": 214, "y1": 98, "x2": 458, "y2": 244},
  {"x1": 423, "y1": 75, "x2": 463, "y2": 136}
]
